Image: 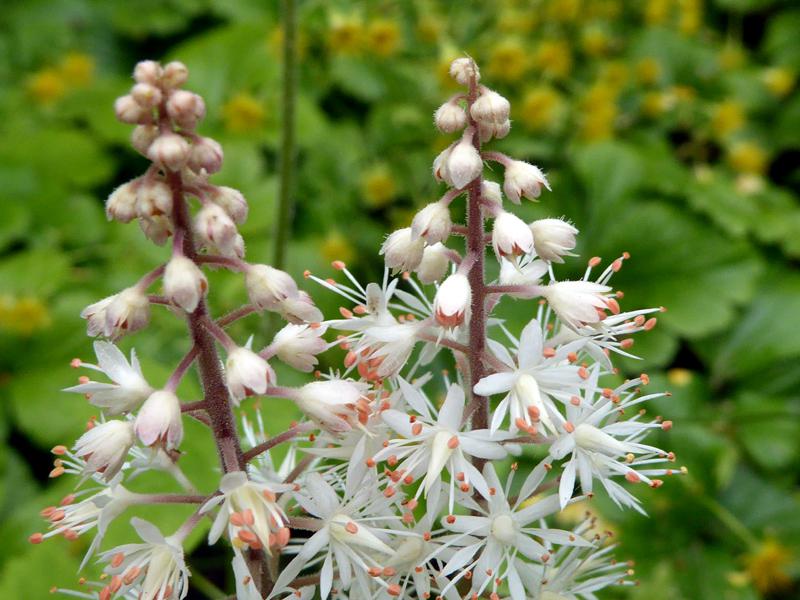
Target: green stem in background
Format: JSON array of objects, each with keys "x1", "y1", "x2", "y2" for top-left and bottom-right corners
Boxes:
[
  {"x1": 189, "y1": 564, "x2": 229, "y2": 600},
  {"x1": 273, "y1": 0, "x2": 297, "y2": 269}
]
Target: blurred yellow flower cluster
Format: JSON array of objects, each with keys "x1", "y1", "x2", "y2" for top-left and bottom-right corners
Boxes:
[
  {"x1": 0, "y1": 295, "x2": 51, "y2": 335},
  {"x1": 27, "y1": 51, "x2": 95, "y2": 106}
]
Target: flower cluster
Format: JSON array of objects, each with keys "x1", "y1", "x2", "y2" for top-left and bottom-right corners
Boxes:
[{"x1": 36, "y1": 57, "x2": 678, "y2": 600}]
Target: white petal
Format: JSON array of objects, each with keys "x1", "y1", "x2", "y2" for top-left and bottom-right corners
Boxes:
[
  {"x1": 559, "y1": 457, "x2": 577, "y2": 509},
  {"x1": 437, "y1": 384, "x2": 465, "y2": 430},
  {"x1": 517, "y1": 319, "x2": 543, "y2": 368},
  {"x1": 473, "y1": 372, "x2": 516, "y2": 397},
  {"x1": 320, "y1": 551, "x2": 334, "y2": 599}
]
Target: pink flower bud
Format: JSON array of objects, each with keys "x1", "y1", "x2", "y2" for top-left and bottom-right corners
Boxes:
[
  {"x1": 416, "y1": 243, "x2": 450, "y2": 284},
  {"x1": 449, "y1": 58, "x2": 480, "y2": 86},
  {"x1": 194, "y1": 203, "x2": 239, "y2": 256},
  {"x1": 187, "y1": 136, "x2": 223, "y2": 174},
  {"x1": 131, "y1": 83, "x2": 162, "y2": 109},
  {"x1": 478, "y1": 119, "x2": 511, "y2": 143},
  {"x1": 133, "y1": 60, "x2": 162, "y2": 85},
  {"x1": 164, "y1": 255, "x2": 208, "y2": 313},
  {"x1": 134, "y1": 390, "x2": 183, "y2": 449},
  {"x1": 411, "y1": 202, "x2": 452, "y2": 244},
  {"x1": 138, "y1": 215, "x2": 173, "y2": 246},
  {"x1": 73, "y1": 419, "x2": 135, "y2": 482},
  {"x1": 434, "y1": 272, "x2": 471, "y2": 328},
  {"x1": 161, "y1": 61, "x2": 189, "y2": 89},
  {"x1": 106, "y1": 181, "x2": 139, "y2": 223},
  {"x1": 481, "y1": 180, "x2": 503, "y2": 206},
  {"x1": 530, "y1": 218, "x2": 578, "y2": 263},
  {"x1": 210, "y1": 186, "x2": 248, "y2": 224},
  {"x1": 277, "y1": 291, "x2": 323, "y2": 324},
  {"x1": 471, "y1": 89, "x2": 510, "y2": 124},
  {"x1": 503, "y1": 160, "x2": 551, "y2": 204},
  {"x1": 226, "y1": 345, "x2": 275, "y2": 404},
  {"x1": 136, "y1": 179, "x2": 172, "y2": 218},
  {"x1": 82, "y1": 286, "x2": 150, "y2": 339},
  {"x1": 492, "y1": 211, "x2": 534, "y2": 259},
  {"x1": 434, "y1": 102, "x2": 467, "y2": 133},
  {"x1": 446, "y1": 136, "x2": 483, "y2": 189},
  {"x1": 166, "y1": 90, "x2": 205, "y2": 128},
  {"x1": 114, "y1": 95, "x2": 148, "y2": 124},
  {"x1": 245, "y1": 264, "x2": 298, "y2": 310},
  {"x1": 147, "y1": 133, "x2": 190, "y2": 171},
  {"x1": 380, "y1": 228, "x2": 425, "y2": 273},
  {"x1": 131, "y1": 125, "x2": 159, "y2": 156}
]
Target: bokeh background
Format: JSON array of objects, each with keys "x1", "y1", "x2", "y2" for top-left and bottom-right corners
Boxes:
[{"x1": 1, "y1": 0, "x2": 799, "y2": 598}]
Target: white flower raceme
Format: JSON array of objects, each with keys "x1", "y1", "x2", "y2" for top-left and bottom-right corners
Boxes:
[
  {"x1": 380, "y1": 228, "x2": 425, "y2": 273},
  {"x1": 434, "y1": 272, "x2": 471, "y2": 328},
  {"x1": 270, "y1": 472, "x2": 397, "y2": 600},
  {"x1": 98, "y1": 517, "x2": 189, "y2": 600},
  {"x1": 446, "y1": 134, "x2": 483, "y2": 189},
  {"x1": 473, "y1": 318, "x2": 584, "y2": 434},
  {"x1": 434, "y1": 101, "x2": 468, "y2": 133},
  {"x1": 65, "y1": 341, "x2": 154, "y2": 414},
  {"x1": 471, "y1": 88, "x2": 510, "y2": 124},
  {"x1": 539, "y1": 281, "x2": 614, "y2": 331},
  {"x1": 492, "y1": 210, "x2": 534, "y2": 259},
  {"x1": 530, "y1": 218, "x2": 578, "y2": 263},
  {"x1": 201, "y1": 471, "x2": 291, "y2": 555},
  {"x1": 225, "y1": 341, "x2": 275, "y2": 405},
  {"x1": 270, "y1": 323, "x2": 328, "y2": 372},
  {"x1": 411, "y1": 201, "x2": 452, "y2": 244},
  {"x1": 416, "y1": 243, "x2": 450, "y2": 284},
  {"x1": 134, "y1": 390, "x2": 183, "y2": 450},
  {"x1": 374, "y1": 380, "x2": 511, "y2": 512},
  {"x1": 439, "y1": 464, "x2": 591, "y2": 600},
  {"x1": 293, "y1": 379, "x2": 370, "y2": 433},
  {"x1": 502, "y1": 160, "x2": 551, "y2": 203},
  {"x1": 82, "y1": 286, "x2": 150, "y2": 339},
  {"x1": 72, "y1": 419, "x2": 135, "y2": 483},
  {"x1": 245, "y1": 264, "x2": 299, "y2": 310},
  {"x1": 163, "y1": 254, "x2": 207, "y2": 313}
]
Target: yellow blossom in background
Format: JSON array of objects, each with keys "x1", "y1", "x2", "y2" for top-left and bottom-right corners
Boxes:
[
  {"x1": 59, "y1": 52, "x2": 95, "y2": 87},
  {"x1": 719, "y1": 44, "x2": 746, "y2": 71},
  {"x1": 598, "y1": 61, "x2": 629, "y2": 90},
  {"x1": 496, "y1": 8, "x2": 538, "y2": 35},
  {"x1": 546, "y1": 0, "x2": 582, "y2": 23},
  {"x1": 534, "y1": 39, "x2": 572, "y2": 81},
  {"x1": 365, "y1": 19, "x2": 402, "y2": 58},
  {"x1": 744, "y1": 539, "x2": 793, "y2": 595},
  {"x1": 416, "y1": 15, "x2": 442, "y2": 43},
  {"x1": 436, "y1": 46, "x2": 462, "y2": 89},
  {"x1": 578, "y1": 83, "x2": 618, "y2": 141},
  {"x1": 642, "y1": 91, "x2": 671, "y2": 118},
  {"x1": 361, "y1": 164, "x2": 397, "y2": 209},
  {"x1": 27, "y1": 68, "x2": 66, "y2": 105},
  {"x1": 636, "y1": 57, "x2": 662, "y2": 86},
  {"x1": 727, "y1": 142, "x2": 768, "y2": 176},
  {"x1": 0, "y1": 295, "x2": 51, "y2": 335},
  {"x1": 390, "y1": 207, "x2": 415, "y2": 231},
  {"x1": 667, "y1": 368, "x2": 694, "y2": 387},
  {"x1": 581, "y1": 27, "x2": 612, "y2": 57},
  {"x1": 221, "y1": 93, "x2": 265, "y2": 133},
  {"x1": 710, "y1": 100, "x2": 745, "y2": 139},
  {"x1": 487, "y1": 40, "x2": 529, "y2": 82},
  {"x1": 762, "y1": 67, "x2": 796, "y2": 98},
  {"x1": 671, "y1": 84, "x2": 697, "y2": 104},
  {"x1": 519, "y1": 86, "x2": 563, "y2": 131},
  {"x1": 644, "y1": 0, "x2": 673, "y2": 26},
  {"x1": 267, "y1": 26, "x2": 309, "y2": 59},
  {"x1": 321, "y1": 231, "x2": 356, "y2": 265},
  {"x1": 586, "y1": 0, "x2": 622, "y2": 19},
  {"x1": 327, "y1": 14, "x2": 364, "y2": 55}
]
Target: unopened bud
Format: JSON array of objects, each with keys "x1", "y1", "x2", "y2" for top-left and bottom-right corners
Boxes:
[
  {"x1": 136, "y1": 179, "x2": 172, "y2": 218},
  {"x1": 434, "y1": 102, "x2": 467, "y2": 134},
  {"x1": 134, "y1": 390, "x2": 183, "y2": 449},
  {"x1": 416, "y1": 243, "x2": 450, "y2": 284},
  {"x1": 131, "y1": 83, "x2": 162, "y2": 109},
  {"x1": 245, "y1": 264, "x2": 298, "y2": 310},
  {"x1": 139, "y1": 215, "x2": 173, "y2": 246},
  {"x1": 478, "y1": 119, "x2": 511, "y2": 143},
  {"x1": 411, "y1": 202, "x2": 452, "y2": 244},
  {"x1": 471, "y1": 89, "x2": 510, "y2": 124},
  {"x1": 147, "y1": 133, "x2": 190, "y2": 171},
  {"x1": 164, "y1": 255, "x2": 208, "y2": 313},
  {"x1": 449, "y1": 58, "x2": 480, "y2": 86},
  {"x1": 133, "y1": 60, "x2": 162, "y2": 85},
  {"x1": 161, "y1": 61, "x2": 189, "y2": 89},
  {"x1": 493, "y1": 211, "x2": 534, "y2": 259},
  {"x1": 210, "y1": 186, "x2": 248, "y2": 224},
  {"x1": 446, "y1": 135, "x2": 483, "y2": 189},
  {"x1": 530, "y1": 218, "x2": 578, "y2": 263},
  {"x1": 195, "y1": 203, "x2": 239, "y2": 256},
  {"x1": 432, "y1": 145, "x2": 454, "y2": 185},
  {"x1": 106, "y1": 181, "x2": 139, "y2": 223},
  {"x1": 481, "y1": 180, "x2": 503, "y2": 206},
  {"x1": 380, "y1": 228, "x2": 425, "y2": 273},
  {"x1": 226, "y1": 345, "x2": 274, "y2": 404},
  {"x1": 131, "y1": 125, "x2": 159, "y2": 156},
  {"x1": 166, "y1": 90, "x2": 205, "y2": 128},
  {"x1": 434, "y1": 272, "x2": 470, "y2": 328},
  {"x1": 114, "y1": 95, "x2": 148, "y2": 124},
  {"x1": 503, "y1": 160, "x2": 551, "y2": 204},
  {"x1": 187, "y1": 136, "x2": 223, "y2": 174}
]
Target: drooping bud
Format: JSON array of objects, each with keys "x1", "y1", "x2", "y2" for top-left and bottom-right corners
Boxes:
[
  {"x1": 416, "y1": 243, "x2": 450, "y2": 284},
  {"x1": 163, "y1": 255, "x2": 207, "y2": 313},
  {"x1": 73, "y1": 420, "x2": 135, "y2": 482},
  {"x1": 271, "y1": 323, "x2": 328, "y2": 372},
  {"x1": 471, "y1": 89, "x2": 510, "y2": 124},
  {"x1": 147, "y1": 133, "x2": 190, "y2": 171},
  {"x1": 161, "y1": 61, "x2": 189, "y2": 89},
  {"x1": 134, "y1": 390, "x2": 183, "y2": 449},
  {"x1": 432, "y1": 145, "x2": 454, "y2": 185},
  {"x1": 449, "y1": 58, "x2": 480, "y2": 86},
  {"x1": 503, "y1": 160, "x2": 551, "y2": 204},
  {"x1": 166, "y1": 90, "x2": 206, "y2": 129},
  {"x1": 478, "y1": 119, "x2": 511, "y2": 143},
  {"x1": 446, "y1": 135, "x2": 483, "y2": 189},
  {"x1": 114, "y1": 95, "x2": 148, "y2": 124},
  {"x1": 139, "y1": 214, "x2": 173, "y2": 246},
  {"x1": 133, "y1": 60, "x2": 162, "y2": 85},
  {"x1": 136, "y1": 179, "x2": 173, "y2": 218},
  {"x1": 245, "y1": 264, "x2": 298, "y2": 311},
  {"x1": 434, "y1": 272, "x2": 471, "y2": 328},
  {"x1": 82, "y1": 286, "x2": 151, "y2": 339},
  {"x1": 530, "y1": 218, "x2": 578, "y2": 263},
  {"x1": 481, "y1": 180, "x2": 503, "y2": 206},
  {"x1": 131, "y1": 125, "x2": 159, "y2": 156},
  {"x1": 380, "y1": 228, "x2": 425, "y2": 273},
  {"x1": 492, "y1": 211, "x2": 534, "y2": 259},
  {"x1": 130, "y1": 83, "x2": 162, "y2": 109},
  {"x1": 106, "y1": 181, "x2": 139, "y2": 223},
  {"x1": 411, "y1": 202, "x2": 452, "y2": 244},
  {"x1": 226, "y1": 345, "x2": 275, "y2": 405},
  {"x1": 434, "y1": 101, "x2": 468, "y2": 133},
  {"x1": 187, "y1": 136, "x2": 223, "y2": 174},
  {"x1": 278, "y1": 291, "x2": 323, "y2": 324},
  {"x1": 194, "y1": 203, "x2": 239, "y2": 257},
  {"x1": 210, "y1": 186, "x2": 248, "y2": 224}
]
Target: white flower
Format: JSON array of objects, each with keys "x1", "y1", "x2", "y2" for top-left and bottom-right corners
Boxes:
[
  {"x1": 64, "y1": 341, "x2": 154, "y2": 414},
  {"x1": 134, "y1": 390, "x2": 183, "y2": 450},
  {"x1": 374, "y1": 380, "x2": 510, "y2": 512},
  {"x1": 540, "y1": 281, "x2": 613, "y2": 331},
  {"x1": 73, "y1": 419, "x2": 135, "y2": 483},
  {"x1": 530, "y1": 218, "x2": 578, "y2": 263},
  {"x1": 201, "y1": 471, "x2": 291, "y2": 555},
  {"x1": 471, "y1": 89, "x2": 510, "y2": 124},
  {"x1": 82, "y1": 286, "x2": 150, "y2": 339},
  {"x1": 226, "y1": 342, "x2": 275, "y2": 404},
  {"x1": 163, "y1": 254, "x2": 207, "y2": 313},
  {"x1": 473, "y1": 318, "x2": 583, "y2": 434},
  {"x1": 194, "y1": 202, "x2": 239, "y2": 257},
  {"x1": 411, "y1": 202, "x2": 452, "y2": 244},
  {"x1": 98, "y1": 517, "x2": 189, "y2": 600},
  {"x1": 503, "y1": 160, "x2": 551, "y2": 204},
  {"x1": 416, "y1": 243, "x2": 450, "y2": 284},
  {"x1": 380, "y1": 228, "x2": 425, "y2": 273},
  {"x1": 446, "y1": 135, "x2": 483, "y2": 189},
  {"x1": 245, "y1": 264, "x2": 299, "y2": 310},
  {"x1": 294, "y1": 379, "x2": 370, "y2": 434},
  {"x1": 492, "y1": 211, "x2": 534, "y2": 259},
  {"x1": 147, "y1": 133, "x2": 190, "y2": 171},
  {"x1": 434, "y1": 101, "x2": 468, "y2": 133},
  {"x1": 449, "y1": 57, "x2": 480, "y2": 86},
  {"x1": 434, "y1": 272, "x2": 471, "y2": 328},
  {"x1": 271, "y1": 323, "x2": 328, "y2": 372}
]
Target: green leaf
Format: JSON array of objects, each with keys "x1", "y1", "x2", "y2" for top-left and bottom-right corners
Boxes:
[
  {"x1": 735, "y1": 392, "x2": 800, "y2": 471},
  {"x1": 0, "y1": 248, "x2": 70, "y2": 296}
]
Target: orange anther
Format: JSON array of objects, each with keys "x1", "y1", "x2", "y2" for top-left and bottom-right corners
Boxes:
[{"x1": 345, "y1": 521, "x2": 358, "y2": 534}]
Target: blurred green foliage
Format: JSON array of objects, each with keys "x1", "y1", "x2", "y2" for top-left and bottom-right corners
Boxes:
[{"x1": 1, "y1": 0, "x2": 799, "y2": 598}]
